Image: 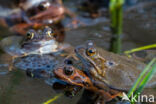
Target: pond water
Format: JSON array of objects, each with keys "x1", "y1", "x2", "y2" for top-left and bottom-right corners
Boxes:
[{"x1": 0, "y1": 0, "x2": 155, "y2": 104}]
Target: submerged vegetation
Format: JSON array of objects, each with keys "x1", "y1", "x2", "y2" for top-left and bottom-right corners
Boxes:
[
  {"x1": 124, "y1": 44, "x2": 156, "y2": 57},
  {"x1": 43, "y1": 93, "x2": 63, "y2": 104}
]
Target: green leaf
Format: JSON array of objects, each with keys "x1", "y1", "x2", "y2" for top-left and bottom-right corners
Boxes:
[{"x1": 127, "y1": 58, "x2": 156, "y2": 98}]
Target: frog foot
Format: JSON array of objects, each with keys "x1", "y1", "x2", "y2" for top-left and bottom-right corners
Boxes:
[
  {"x1": 8, "y1": 65, "x2": 14, "y2": 71},
  {"x1": 9, "y1": 56, "x2": 18, "y2": 71},
  {"x1": 22, "y1": 53, "x2": 28, "y2": 57},
  {"x1": 10, "y1": 23, "x2": 32, "y2": 35},
  {"x1": 10, "y1": 23, "x2": 43, "y2": 35},
  {"x1": 96, "y1": 90, "x2": 123, "y2": 104}
]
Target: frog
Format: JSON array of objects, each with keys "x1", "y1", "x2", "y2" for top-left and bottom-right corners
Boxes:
[
  {"x1": 52, "y1": 79, "x2": 82, "y2": 98},
  {"x1": 0, "y1": 26, "x2": 70, "y2": 71},
  {"x1": 0, "y1": 0, "x2": 78, "y2": 42},
  {"x1": 13, "y1": 50, "x2": 80, "y2": 88},
  {"x1": 54, "y1": 63, "x2": 124, "y2": 104},
  {"x1": 1, "y1": 26, "x2": 68, "y2": 56},
  {"x1": 74, "y1": 41, "x2": 156, "y2": 91}
]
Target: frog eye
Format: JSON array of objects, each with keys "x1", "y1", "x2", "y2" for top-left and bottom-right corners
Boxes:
[
  {"x1": 38, "y1": 1, "x2": 50, "y2": 10},
  {"x1": 47, "y1": 29, "x2": 54, "y2": 37},
  {"x1": 64, "y1": 66, "x2": 74, "y2": 76},
  {"x1": 26, "y1": 31, "x2": 34, "y2": 39},
  {"x1": 86, "y1": 48, "x2": 96, "y2": 56}
]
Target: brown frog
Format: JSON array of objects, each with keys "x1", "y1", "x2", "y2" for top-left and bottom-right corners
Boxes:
[
  {"x1": 0, "y1": 0, "x2": 77, "y2": 42},
  {"x1": 0, "y1": 26, "x2": 66, "y2": 57},
  {"x1": 0, "y1": 26, "x2": 70, "y2": 71},
  {"x1": 54, "y1": 64, "x2": 124, "y2": 104},
  {"x1": 74, "y1": 41, "x2": 156, "y2": 92},
  {"x1": 74, "y1": 41, "x2": 156, "y2": 91}
]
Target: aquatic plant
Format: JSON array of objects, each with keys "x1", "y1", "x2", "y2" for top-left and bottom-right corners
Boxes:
[
  {"x1": 124, "y1": 44, "x2": 156, "y2": 57},
  {"x1": 127, "y1": 58, "x2": 156, "y2": 104},
  {"x1": 109, "y1": 0, "x2": 124, "y2": 54},
  {"x1": 43, "y1": 93, "x2": 63, "y2": 104}
]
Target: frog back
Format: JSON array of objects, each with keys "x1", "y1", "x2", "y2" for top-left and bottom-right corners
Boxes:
[{"x1": 95, "y1": 48, "x2": 156, "y2": 91}]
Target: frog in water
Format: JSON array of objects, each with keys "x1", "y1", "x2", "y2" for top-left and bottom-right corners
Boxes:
[
  {"x1": 54, "y1": 43, "x2": 156, "y2": 104},
  {"x1": 0, "y1": 26, "x2": 69, "y2": 71},
  {"x1": 74, "y1": 41, "x2": 156, "y2": 90},
  {"x1": 0, "y1": 0, "x2": 78, "y2": 42},
  {"x1": 54, "y1": 63, "x2": 124, "y2": 104},
  {"x1": 0, "y1": 26, "x2": 68, "y2": 57}
]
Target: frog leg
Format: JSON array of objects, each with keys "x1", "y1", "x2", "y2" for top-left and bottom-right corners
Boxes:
[
  {"x1": 10, "y1": 22, "x2": 44, "y2": 35},
  {"x1": 98, "y1": 56, "x2": 107, "y2": 77},
  {"x1": 63, "y1": 54, "x2": 79, "y2": 61},
  {"x1": 8, "y1": 55, "x2": 18, "y2": 71},
  {"x1": 22, "y1": 53, "x2": 29, "y2": 57},
  {"x1": 89, "y1": 56, "x2": 106, "y2": 77},
  {"x1": 8, "y1": 52, "x2": 29, "y2": 71},
  {"x1": 8, "y1": 62, "x2": 13, "y2": 71},
  {"x1": 20, "y1": 10, "x2": 32, "y2": 24},
  {"x1": 95, "y1": 90, "x2": 113, "y2": 104},
  {"x1": 60, "y1": 47, "x2": 79, "y2": 61},
  {"x1": 109, "y1": 89, "x2": 124, "y2": 99},
  {"x1": 96, "y1": 90, "x2": 123, "y2": 104},
  {"x1": 10, "y1": 23, "x2": 33, "y2": 35},
  {"x1": 86, "y1": 57, "x2": 102, "y2": 75},
  {"x1": 82, "y1": 51, "x2": 103, "y2": 75},
  {"x1": 65, "y1": 85, "x2": 82, "y2": 97}
]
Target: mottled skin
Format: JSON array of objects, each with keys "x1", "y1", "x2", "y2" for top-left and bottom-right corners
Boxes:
[
  {"x1": 0, "y1": 27, "x2": 69, "y2": 71},
  {"x1": 0, "y1": 0, "x2": 76, "y2": 42},
  {"x1": 0, "y1": 27, "x2": 65, "y2": 57},
  {"x1": 54, "y1": 64, "x2": 123, "y2": 104},
  {"x1": 54, "y1": 42, "x2": 156, "y2": 103},
  {"x1": 74, "y1": 41, "x2": 156, "y2": 91}
]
